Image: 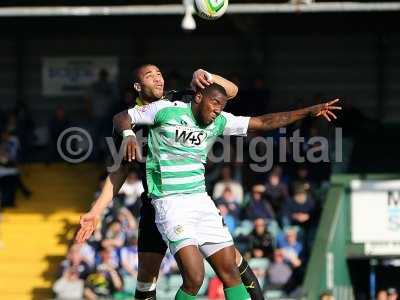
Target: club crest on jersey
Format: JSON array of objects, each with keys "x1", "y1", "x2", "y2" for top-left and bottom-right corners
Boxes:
[{"x1": 175, "y1": 125, "x2": 207, "y2": 146}]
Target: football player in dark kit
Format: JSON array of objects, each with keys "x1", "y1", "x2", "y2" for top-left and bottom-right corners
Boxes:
[{"x1": 76, "y1": 64, "x2": 265, "y2": 300}]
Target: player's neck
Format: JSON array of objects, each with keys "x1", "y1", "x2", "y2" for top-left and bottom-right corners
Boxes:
[{"x1": 138, "y1": 94, "x2": 162, "y2": 105}]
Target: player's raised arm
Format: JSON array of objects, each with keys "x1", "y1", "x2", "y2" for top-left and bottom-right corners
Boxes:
[
  {"x1": 192, "y1": 69, "x2": 238, "y2": 99},
  {"x1": 248, "y1": 98, "x2": 342, "y2": 132},
  {"x1": 75, "y1": 166, "x2": 129, "y2": 243}
]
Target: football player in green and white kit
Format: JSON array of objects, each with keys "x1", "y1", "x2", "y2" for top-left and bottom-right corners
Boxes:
[{"x1": 114, "y1": 77, "x2": 341, "y2": 300}]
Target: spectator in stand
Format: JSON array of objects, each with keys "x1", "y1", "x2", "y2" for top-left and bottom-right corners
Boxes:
[
  {"x1": 120, "y1": 235, "x2": 139, "y2": 293},
  {"x1": 59, "y1": 244, "x2": 91, "y2": 280},
  {"x1": 217, "y1": 203, "x2": 237, "y2": 234},
  {"x1": 118, "y1": 169, "x2": 144, "y2": 217},
  {"x1": 281, "y1": 183, "x2": 316, "y2": 229},
  {"x1": 244, "y1": 184, "x2": 275, "y2": 221},
  {"x1": 264, "y1": 167, "x2": 289, "y2": 218},
  {"x1": 265, "y1": 249, "x2": 292, "y2": 290},
  {"x1": 277, "y1": 228, "x2": 303, "y2": 261},
  {"x1": 84, "y1": 247, "x2": 123, "y2": 300},
  {"x1": 116, "y1": 207, "x2": 138, "y2": 239},
  {"x1": 207, "y1": 276, "x2": 225, "y2": 300},
  {"x1": 215, "y1": 186, "x2": 241, "y2": 220},
  {"x1": 101, "y1": 220, "x2": 126, "y2": 250},
  {"x1": 48, "y1": 105, "x2": 71, "y2": 162},
  {"x1": 277, "y1": 228, "x2": 302, "y2": 268},
  {"x1": 388, "y1": 288, "x2": 398, "y2": 300},
  {"x1": 213, "y1": 165, "x2": 243, "y2": 203},
  {"x1": 78, "y1": 242, "x2": 96, "y2": 269},
  {"x1": 247, "y1": 218, "x2": 274, "y2": 259},
  {"x1": 53, "y1": 266, "x2": 84, "y2": 300}
]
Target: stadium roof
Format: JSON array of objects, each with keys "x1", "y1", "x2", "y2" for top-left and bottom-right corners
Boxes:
[{"x1": 0, "y1": 0, "x2": 399, "y2": 16}]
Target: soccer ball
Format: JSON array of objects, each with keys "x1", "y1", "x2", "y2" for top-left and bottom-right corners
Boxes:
[{"x1": 194, "y1": 0, "x2": 229, "y2": 20}]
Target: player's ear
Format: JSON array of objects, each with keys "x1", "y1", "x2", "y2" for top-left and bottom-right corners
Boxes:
[
  {"x1": 133, "y1": 82, "x2": 141, "y2": 92},
  {"x1": 194, "y1": 92, "x2": 203, "y2": 104}
]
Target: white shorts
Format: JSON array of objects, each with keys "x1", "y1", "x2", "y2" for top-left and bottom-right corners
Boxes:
[{"x1": 151, "y1": 193, "x2": 233, "y2": 257}]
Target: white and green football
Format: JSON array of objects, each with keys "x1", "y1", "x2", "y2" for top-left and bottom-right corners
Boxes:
[{"x1": 194, "y1": 0, "x2": 229, "y2": 20}]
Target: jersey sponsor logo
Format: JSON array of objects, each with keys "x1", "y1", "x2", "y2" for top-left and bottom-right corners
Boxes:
[{"x1": 175, "y1": 125, "x2": 207, "y2": 146}]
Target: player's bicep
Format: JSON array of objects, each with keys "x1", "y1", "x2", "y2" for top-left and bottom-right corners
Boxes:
[{"x1": 221, "y1": 112, "x2": 250, "y2": 136}]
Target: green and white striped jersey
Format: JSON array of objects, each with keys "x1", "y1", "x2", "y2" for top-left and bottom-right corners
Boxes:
[{"x1": 128, "y1": 100, "x2": 250, "y2": 198}]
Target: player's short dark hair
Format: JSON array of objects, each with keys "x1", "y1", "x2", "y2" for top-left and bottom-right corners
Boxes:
[
  {"x1": 133, "y1": 64, "x2": 157, "y2": 83},
  {"x1": 201, "y1": 83, "x2": 227, "y2": 97}
]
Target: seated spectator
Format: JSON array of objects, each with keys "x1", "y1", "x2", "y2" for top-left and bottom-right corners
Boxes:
[
  {"x1": 53, "y1": 266, "x2": 84, "y2": 300},
  {"x1": 244, "y1": 184, "x2": 275, "y2": 221},
  {"x1": 281, "y1": 184, "x2": 316, "y2": 229},
  {"x1": 213, "y1": 165, "x2": 243, "y2": 203},
  {"x1": 247, "y1": 218, "x2": 274, "y2": 259},
  {"x1": 207, "y1": 276, "x2": 225, "y2": 300},
  {"x1": 215, "y1": 186, "x2": 241, "y2": 219},
  {"x1": 101, "y1": 220, "x2": 126, "y2": 249},
  {"x1": 59, "y1": 244, "x2": 91, "y2": 280},
  {"x1": 265, "y1": 249, "x2": 292, "y2": 290},
  {"x1": 118, "y1": 169, "x2": 144, "y2": 217},
  {"x1": 264, "y1": 167, "x2": 288, "y2": 217},
  {"x1": 84, "y1": 247, "x2": 123, "y2": 300},
  {"x1": 277, "y1": 227, "x2": 303, "y2": 266},
  {"x1": 218, "y1": 203, "x2": 237, "y2": 234},
  {"x1": 116, "y1": 207, "x2": 138, "y2": 239},
  {"x1": 120, "y1": 235, "x2": 139, "y2": 277},
  {"x1": 78, "y1": 242, "x2": 96, "y2": 269}
]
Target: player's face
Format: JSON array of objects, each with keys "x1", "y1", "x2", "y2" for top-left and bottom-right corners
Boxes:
[
  {"x1": 138, "y1": 65, "x2": 165, "y2": 100},
  {"x1": 199, "y1": 90, "x2": 228, "y2": 125}
]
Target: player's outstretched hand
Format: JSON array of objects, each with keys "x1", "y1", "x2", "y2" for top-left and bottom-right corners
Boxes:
[
  {"x1": 123, "y1": 135, "x2": 142, "y2": 162},
  {"x1": 191, "y1": 69, "x2": 213, "y2": 90},
  {"x1": 312, "y1": 98, "x2": 342, "y2": 122},
  {"x1": 75, "y1": 212, "x2": 99, "y2": 244}
]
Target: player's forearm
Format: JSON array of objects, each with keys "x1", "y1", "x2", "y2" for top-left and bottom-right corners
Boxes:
[
  {"x1": 212, "y1": 74, "x2": 238, "y2": 99},
  {"x1": 113, "y1": 110, "x2": 133, "y2": 134},
  {"x1": 90, "y1": 166, "x2": 129, "y2": 215},
  {"x1": 249, "y1": 105, "x2": 318, "y2": 132}
]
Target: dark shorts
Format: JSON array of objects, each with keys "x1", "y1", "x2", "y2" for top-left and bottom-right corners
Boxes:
[
  {"x1": 112, "y1": 129, "x2": 167, "y2": 254},
  {"x1": 138, "y1": 193, "x2": 168, "y2": 254}
]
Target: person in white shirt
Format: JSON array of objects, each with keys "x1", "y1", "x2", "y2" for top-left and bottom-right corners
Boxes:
[{"x1": 118, "y1": 169, "x2": 144, "y2": 216}]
